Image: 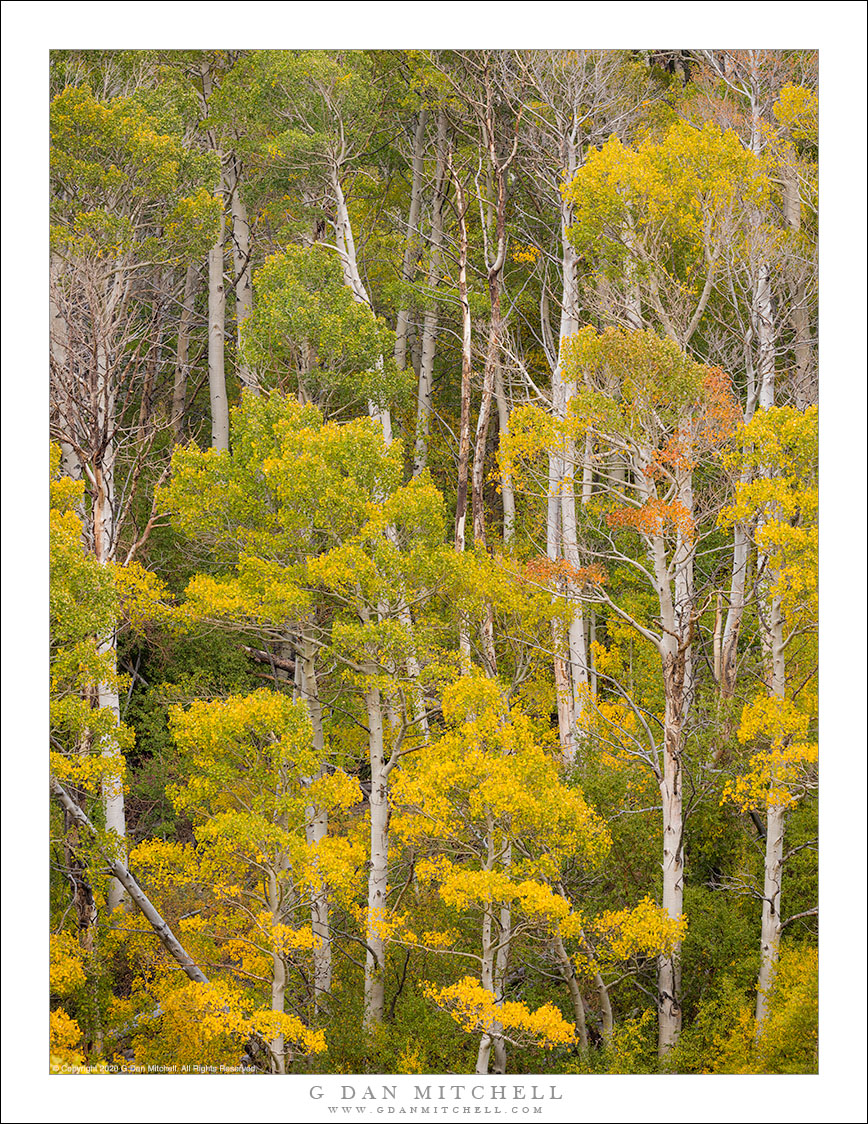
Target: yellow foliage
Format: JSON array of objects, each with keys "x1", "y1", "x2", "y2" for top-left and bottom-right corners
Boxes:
[
  {"x1": 722, "y1": 694, "x2": 818, "y2": 811},
  {"x1": 589, "y1": 896, "x2": 687, "y2": 963},
  {"x1": 722, "y1": 743, "x2": 818, "y2": 812},
  {"x1": 424, "y1": 977, "x2": 575, "y2": 1050},
  {"x1": 251, "y1": 1010, "x2": 327, "y2": 1055},
  {"x1": 50, "y1": 1009, "x2": 86, "y2": 1071},
  {"x1": 49, "y1": 933, "x2": 87, "y2": 996}
]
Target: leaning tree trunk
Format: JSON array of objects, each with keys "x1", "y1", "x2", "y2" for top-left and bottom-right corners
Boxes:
[
  {"x1": 552, "y1": 928, "x2": 589, "y2": 1051},
  {"x1": 331, "y1": 167, "x2": 393, "y2": 443},
  {"x1": 51, "y1": 777, "x2": 208, "y2": 983}
]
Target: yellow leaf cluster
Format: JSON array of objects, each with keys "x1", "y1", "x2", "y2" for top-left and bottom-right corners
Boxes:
[
  {"x1": 423, "y1": 977, "x2": 575, "y2": 1050},
  {"x1": 589, "y1": 896, "x2": 687, "y2": 964},
  {"x1": 50, "y1": 1009, "x2": 86, "y2": 1071},
  {"x1": 49, "y1": 933, "x2": 87, "y2": 996}
]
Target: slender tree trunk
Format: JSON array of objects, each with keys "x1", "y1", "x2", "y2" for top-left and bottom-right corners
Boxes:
[
  {"x1": 363, "y1": 677, "x2": 389, "y2": 1029},
  {"x1": 267, "y1": 867, "x2": 287, "y2": 1074},
  {"x1": 452, "y1": 166, "x2": 472, "y2": 559},
  {"x1": 553, "y1": 929, "x2": 588, "y2": 1050},
  {"x1": 50, "y1": 255, "x2": 83, "y2": 482},
  {"x1": 173, "y1": 262, "x2": 199, "y2": 440},
  {"x1": 720, "y1": 519, "x2": 749, "y2": 699},
  {"x1": 782, "y1": 162, "x2": 815, "y2": 409},
  {"x1": 395, "y1": 110, "x2": 427, "y2": 371},
  {"x1": 756, "y1": 561, "x2": 788, "y2": 1030},
  {"x1": 299, "y1": 633, "x2": 332, "y2": 1008},
  {"x1": 413, "y1": 114, "x2": 447, "y2": 474},
  {"x1": 494, "y1": 361, "x2": 515, "y2": 545},
  {"x1": 657, "y1": 639, "x2": 685, "y2": 1055},
  {"x1": 62, "y1": 806, "x2": 98, "y2": 953},
  {"x1": 93, "y1": 293, "x2": 127, "y2": 912},
  {"x1": 756, "y1": 796, "x2": 785, "y2": 1029},
  {"x1": 331, "y1": 167, "x2": 393, "y2": 443},
  {"x1": 471, "y1": 126, "x2": 510, "y2": 549},
  {"x1": 491, "y1": 842, "x2": 512, "y2": 1074},
  {"x1": 449, "y1": 159, "x2": 473, "y2": 669},
  {"x1": 199, "y1": 60, "x2": 231, "y2": 451},
  {"x1": 550, "y1": 193, "x2": 582, "y2": 759},
  {"x1": 208, "y1": 179, "x2": 229, "y2": 451},
  {"x1": 475, "y1": 831, "x2": 497, "y2": 1074},
  {"x1": 228, "y1": 158, "x2": 260, "y2": 395}
]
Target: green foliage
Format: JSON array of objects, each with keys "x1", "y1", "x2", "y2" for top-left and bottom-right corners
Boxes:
[
  {"x1": 243, "y1": 245, "x2": 411, "y2": 410},
  {"x1": 50, "y1": 84, "x2": 219, "y2": 262},
  {"x1": 47, "y1": 50, "x2": 820, "y2": 1080}
]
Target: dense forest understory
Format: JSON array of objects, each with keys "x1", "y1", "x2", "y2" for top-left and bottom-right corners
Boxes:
[{"x1": 49, "y1": 48, "x2": 819, "y2": 1076}]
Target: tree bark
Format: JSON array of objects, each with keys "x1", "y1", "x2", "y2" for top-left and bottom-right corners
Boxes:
[
  {"x1": 228, "y1": 158, "x2": 260, "y2": 395},
  {"x1": 494, "y1": 361, "x2": 515, "y2": 545},
  {"x1": 414, "y1": 111, "x2": 447, "y2": 475},
  {"x1": 267, "y1": 866, "x2": 287, "y2": 1074},
  {"x1": 172, "y1": 261, "x2": 200, "y2": 440},
  {"x1": 553, "y1": 929, "x2": 588, "y2": 1051},
  {"x1": 208, "y1": 183, "x2": 229, "y2": 451},
  {"x1": 395, "y1": 110, "x2": 428, "y2": 371},
  {"x1": 51, "y1": 776, "x2": 208, "y2": 984},
  {"x1": 657, "y1": 643, "x2": 685, "y2": 1054},
  {"x1": 299, "y1": 632, "x2": 332, "y2": 1009},
  {"x1": 363, "y1": 679, "x2": 389, "y2": 1029}
]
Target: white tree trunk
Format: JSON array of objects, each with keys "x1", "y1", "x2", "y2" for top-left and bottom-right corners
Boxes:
[
  {"x1": 93, "y1": 294, "x2": 127, "y2": 912},
  {"x1": 299, "y1": 634, "x2": 332, "y2": 1008},
  {"x1": 331, "y1": 167, "x2": 392, "y2": 442},
  {"x1": 414, "y1": 111, "x2": 447, "y2": 475},
  {"x1": 756, "y1": 586, "x2": 787, "y2": 1032},
  {"x1": 394, "y1": 110, "x2": 427, "y2": 370},
  {"x1": 756, "y1": 799, "x2": 785, "y2": 1029},
  {"x1": 782, "y1": 163, "x2": 815, "y2": 409},
  {"x1": 228, "y1": 161, "x2": 260, "y2": 395},
  {"x1": 208, "y1": 184, "x2": 229, "y2": 452},
  {"x1": 657, "y1": 637, "x2": 685, "y2": 1055},
  {"x1": 720, "y1": 518, "x2": 749, "y2": 698},
  {"x1": 475, "y1": 831, "x2": 497, "y2": 1074},
  {"x1": 172, "y1": 261, "x2": 199, "y2": 439},
  {"x1": 550, "y1": 196, "x2": 582, "y2": 760},
  {"x1": 494, "y1": 362, "x2": 515, "y2": 545},
  {"x1": 363, "y1": 681, "x2": 389, "y2": 1029},
  {"x1": 475, "y1": 897, "x2": 495, "y2": 1074},
  {"x1": 491, "y1": 839, "x2": 512, "y2": 1074},
  {"x1": 267, "y1": 867, "x2": 287, "y2": 1074}
]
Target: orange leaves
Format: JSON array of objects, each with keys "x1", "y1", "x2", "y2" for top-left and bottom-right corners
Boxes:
[
  {"x1": 607, "y1": 498, "x2": 695, "y2": 541},
  {"x1": 697, "y1": 367, "x2": 741, "y2": 446},
  {"x1": 522, "y1": 556, "x2": 608, "y2": 589}
]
